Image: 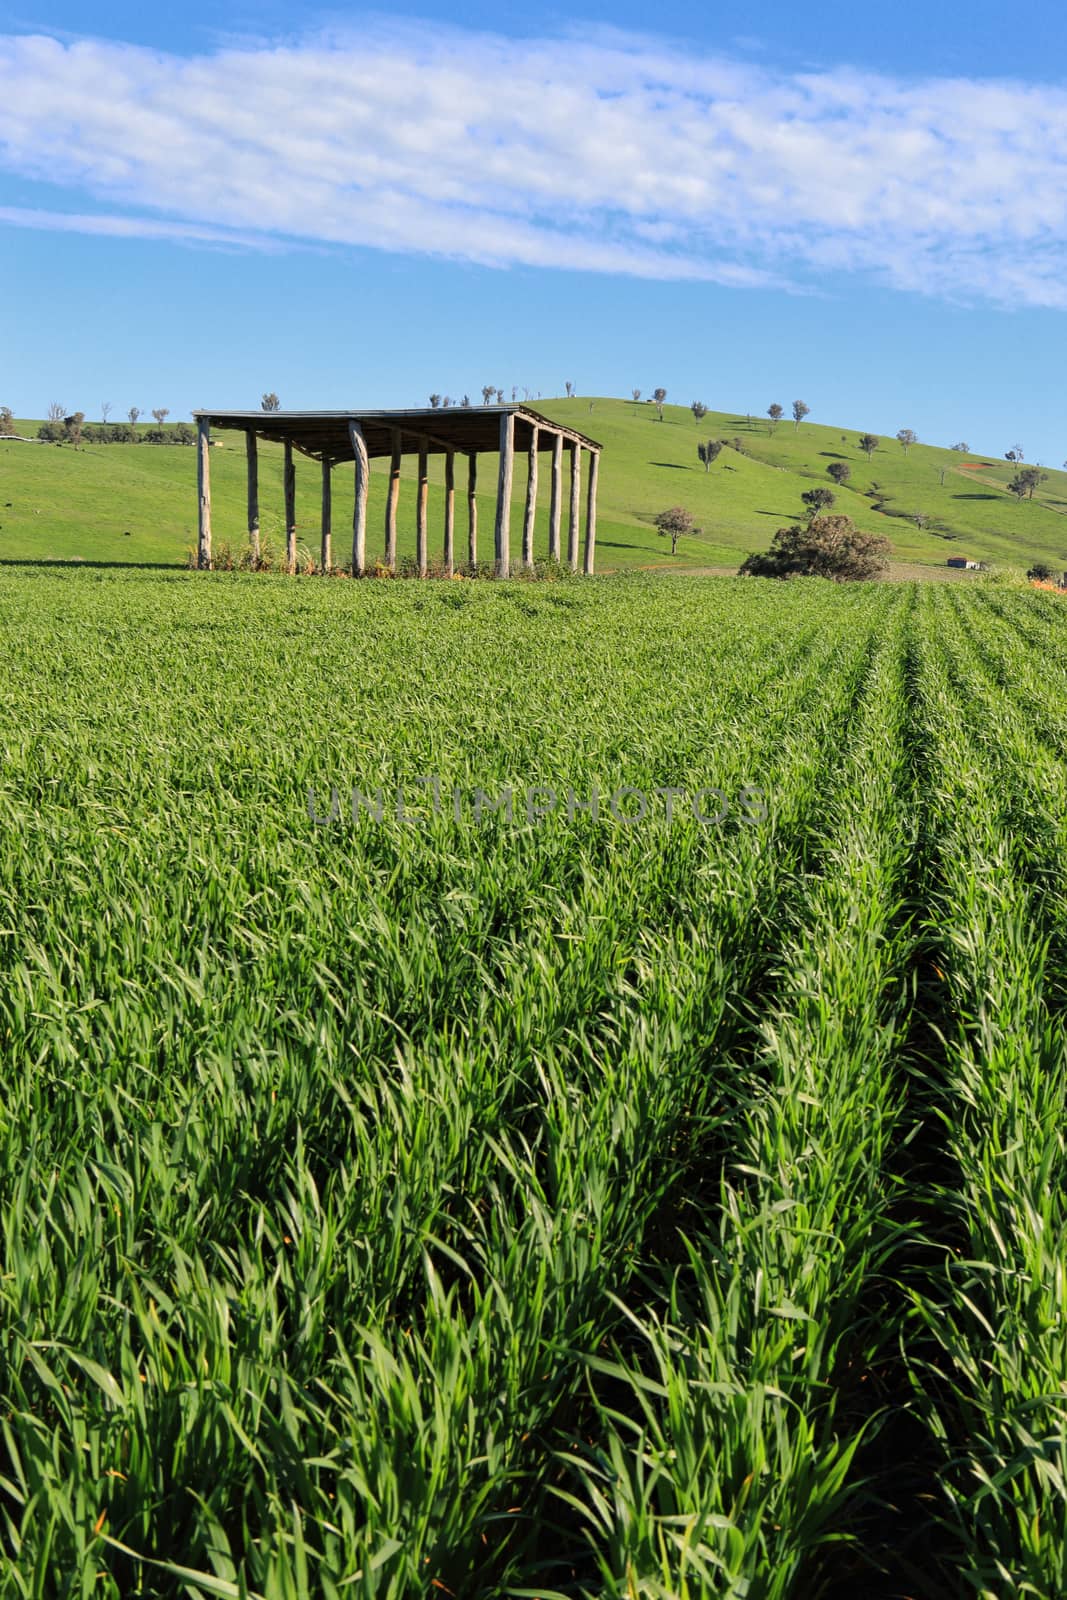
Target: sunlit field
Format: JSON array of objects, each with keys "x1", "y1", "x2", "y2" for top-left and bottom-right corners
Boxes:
[{"x1": 2, "y1": 569, "x2": 1066, "y2": 1597}]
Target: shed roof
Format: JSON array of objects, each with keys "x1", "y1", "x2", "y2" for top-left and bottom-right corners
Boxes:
[{"x1": 191, "y1": 404, "x2": 601, "y2": 465}]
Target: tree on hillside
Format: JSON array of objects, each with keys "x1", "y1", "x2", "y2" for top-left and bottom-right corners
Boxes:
[
  {"x1": 913, "y1": 510, "x2": 928, "y2": 529},
  {"x1": 0, "y1": 406, "x2": 14, "y2": 435},
  {"x1": 128, "y1": 407, "x2": 141, "y2": 428},
  {"x1": 261, "y1": 393, "x2": 280, "y2": 411},
  {"x1": 565, "y1": 381, "x2": 574, "y2": 398},
  {"x1": 64, "y1": 412, "x2": 85, "y2": 449},
  {"x1": 429, "y1": 394, "x2": 441, "y2": 408},
  {"x1": 698, "y1": 439, "x2": 723, "y2": 473},
  {"x1": 100, "y1": 402, "x2": 112, "y2": 425},
  {"x1": 801, "y1": 487, "x2": 835, "y2": 520},
  {"x1": 767, "y1": 403, "x2": 784, "y2": 432},
  {"x1": 952, "y1": 441, "x2": 970, "y2": 453},
  {"x1": 827, "y1": 461, "x2": 852, "y2": 487},
  {"x1": 739, "y1": 514, "x2": 889, "y2": 581},
  {"x1": 632, "y1": 389, "x2": 642, "y2": 412},
  {"x1": 47, "y1": 402, "x2": 65, "y2": 422},
  {"x1": 1028, "y1": 562, "x2": 1056, "y2": 581},
  {"x1": 691, "y1": 401, "x2": 707, "y2": 424},
  {"x1": 792, "y1": 400, "x2": 810, "y2": 431},
  {"x1": 151, "y1": 408, "x2": 169, "y2": 429},
  {"x1": 1008, "y1": 442, "x2": 1025, "y2": 462},
  {"x1": 481, "y1": 385, "x2": 495, "y2": 405},
  {"x1": 654, "y1": 504, "x2": 701, "y2": 554},
  {"x1": 461, "y1": 395, "x2": 471, "y2": 407},
  {"x1": 652, "y1": 388, "x2": 668, "y2": 420},
  {"x1": 896, "y1": 428, "x2": 918, "y2": 455},
  {"x1": 1009, "y1": 466, "x2": 1046, "y2": 500},
  {"x1": 859, "y1": 432, "x2": 879, "y2": 460}
]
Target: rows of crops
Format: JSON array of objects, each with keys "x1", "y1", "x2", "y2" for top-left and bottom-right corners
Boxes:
[{"x1": 1, "y1": 570, "x2": 1065, "y2": 1597}]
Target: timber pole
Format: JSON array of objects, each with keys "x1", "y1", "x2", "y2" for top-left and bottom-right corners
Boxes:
[
  {"x1": 522, "y1": 424, "x2": 539, "y2": 570},
  {"x1": 584, "y1": 449, "x2": 599, "y2": 576},
  {"x1": 567, "y1": 443, "x2": 581, "y2": 573},
  {"x1": 284, "y1": 440, "x2": 296, "y2": 574},
  {"x1": 348, "y1": 420, "x2": 368, "y2": 576},
  {"x1": 321, "y1": 457, "x2": 332, "y2": 572},
  {"x1": 416, "y1": 443, "x2": 429, "y2": 576},
  {"x1": 385, "y1": 428, "x2": 401, "y2": 573},
  {"x1": 548, "y1": 432, "x2": 562, "y2": 563},
  {"x1": 444, "y1": 450, "x2": 455, "y2": 577},
  {"x1": 467, "y1": 452, "x2": 478, "y2": 569},
  {"x1": 495, "y1": 411, "x2": 514, "y2": 579},
  {"x1": 245, "y1": 430, "x2": 259, "y2": 566},
  {"x1": 196, "y1": 417, "x2": 212, "y2": 570}
]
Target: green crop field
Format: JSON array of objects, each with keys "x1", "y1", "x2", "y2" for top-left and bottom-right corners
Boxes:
[
  {"x1": 4, "y1": 399, "x2": 1067, "y2": 575},
  {"x1": 2, "y1": 566, "x2": 1067, "y2": 1597}
]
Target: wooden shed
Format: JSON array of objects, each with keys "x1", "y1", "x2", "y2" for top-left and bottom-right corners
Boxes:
[{"x1": 191, "y1": 405, "x2": 602, "y2": 579}]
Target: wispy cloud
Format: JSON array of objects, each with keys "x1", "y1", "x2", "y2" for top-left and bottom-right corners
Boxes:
[{"x1": 1, "y1": 23, "x2": 1066, "y2": 305}]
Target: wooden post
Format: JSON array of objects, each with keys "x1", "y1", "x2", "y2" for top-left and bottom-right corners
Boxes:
[
  {"x1": 567, "y1": 443, "x2": 581, "y2": 572},
  {"x1": 245, "y1": 430, "x2": 259, "y2": 565},
  {"x1": 416, "y1": 443, "x2": 429, "y2": 576},
  {"x1": 348, "y1": 420, "x2": 368, "y2": 576},
  {"x1": 284, "y1": 439, "x2": 296, "y2": 574},
  {"x1": 444, "y1": 450, "x2": 455, "y2": 577},
  {"x1": 196, "y1": 417, "x2": 212, "y2": 569},
  {"x1": 385, "y1": 428, "x2": 401, "y2": 574},
  {"x1": 522, "y1": 424, "x2": 539, "y2": 569},
  {"x1": 548, "y1": 432, "x2": 562, "y2": 563},
  {"x1": 584, "y1": 449, "x2": 599, "y2": 576},
  {"x1": 495, "y1": 411, "x2": 514, "y2": 579},
  {"x1": 321, "y1": 456, "x2": 332, "y2": 572},
  {"x1": 467, "y1": 452, "x2": 478, "y2": 569}
]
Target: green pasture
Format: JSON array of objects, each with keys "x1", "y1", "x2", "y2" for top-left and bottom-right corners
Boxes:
[
  {"x1": 3, "y1": 568, "x2": 1067, "y2": 1595},
  {"x1": 3, "y1": 399, "x2": 1066, "y2": 573}
]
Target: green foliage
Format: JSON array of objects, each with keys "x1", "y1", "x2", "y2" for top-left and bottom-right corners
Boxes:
[
  {"x1": 739, "y1": 513, "x2": 890, "y2": 580},
  {"x1": 801, "y1": 486, "x2": 835, "y2": 519},
  {"x1": 827, "y1": 461, "x2": 852, "y2": 487},
  {"x1": 2, "y1": 572, "x2": 1067, "y2": 1595}
]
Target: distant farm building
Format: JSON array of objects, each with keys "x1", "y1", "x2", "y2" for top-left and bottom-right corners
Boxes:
[
  {"x1": 191, "y1": 406, "x2": 602, "y2": 578},
  {"x1": 946, "y1": 557, "x2": 981, "y2": 569}
]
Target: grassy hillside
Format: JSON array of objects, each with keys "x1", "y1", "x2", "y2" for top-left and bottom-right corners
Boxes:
[{"x1": 3, "y1": 400, "x2": 1066, "y2": 573}]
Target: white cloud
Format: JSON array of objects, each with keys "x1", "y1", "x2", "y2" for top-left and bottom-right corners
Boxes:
[{"x1": 1, "y1": 23, "x2": 1066, "y2": 306}]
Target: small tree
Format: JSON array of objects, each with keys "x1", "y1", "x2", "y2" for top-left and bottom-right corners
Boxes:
[
  {"x1": 792, "y1": 400, "x2": 810, "y2": 431},
  {"x1": 952, "y1": 441, "x2": 970, "y2": 453},
  {"x1": 0, "y1": 406, "x2": 14, "y2": 436},
  {"x1": 767, "y1": 403, "x2": 784, "y2": 432},
  {"x1": 859, "y1": 433, "x2": 878, "y2": 460},
  {"x1": 64, "y1": 411, "x2": 86, "y2": 449},
  {"x1": 827, "y1": 462, "x2": 852, "y2": 487},
  {"x1": 429, "y1": 394, "x2": 441, "y2": 409},
  {"x1": 939, "y1": 467, "x2": 947, "y2": 487},
  {"x1": 739, "y1": 514, "x2": 889, "y2": 581},
  {"x1": 654, "y1": 505, "x2": 700, "y2": 555},
  {"x1": 1028, "y1": 562, "x2": 1056, "y2": 581},
  {"x1": 632, "y1": 388, "x2": 641, "y2": 412},
  {"x1": 691, "y1": 401, "x2": 707, "y2": 424},
  {"x1": 47, "y1": 402, "x2": 65, "y2": 422},
  {"x1": 652, "y1": 388, "x2": 667, "y2": 420},
  {"x1": 151, "y1": 408, "x2": 169, "y2": 429},
  {"x1": 801, "y1": 487, "x2": 835, "y2": 520},
  {"x1": 261, "y1": 393, "x2": 280, "y2": 411},
  {"x1": 697, "y1": 439, "x2": 723, "y2": 473},
  {"x1": 1009, "y1": 466, "x2": 1046, "y2": 500},
  {"x1": 896, "y1": 428, "x2": 918, "y2": 454},
  {"x1": 495, "y1": 389, "x2": 505, "y2": 404},
  {"x1": 128, "y1": 407, "x2": 141, "y2": 428},
  {"x1": 564, "y1": 381, "x2": 574, "y2": 399},
  {"x1": 481, "y1": 386, "x2": 495, "y2": 405},
  {"x1": 461, "y1": 395, "x2": 471, "y2": 407},
  {"x1": 913, "y1": 510, "x2": 928, "y2": 529},
  {"x1": 100, "y1": 402, "x2": 112, "y2": 425}
]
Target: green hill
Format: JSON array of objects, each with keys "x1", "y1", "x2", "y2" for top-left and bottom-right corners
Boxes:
[{"x1": 3, "y1": 399, "x2": 1066, "y2": 575}]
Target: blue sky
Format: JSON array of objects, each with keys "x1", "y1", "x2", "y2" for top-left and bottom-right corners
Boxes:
[{"x1": 2, "y1": 0, "x2": 1065, "y2": 463}]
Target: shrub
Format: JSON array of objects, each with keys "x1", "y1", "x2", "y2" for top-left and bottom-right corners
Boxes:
[{"x1": 739, "y1": 515, "x2": 890, "y2": 582}]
